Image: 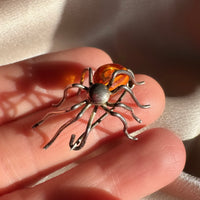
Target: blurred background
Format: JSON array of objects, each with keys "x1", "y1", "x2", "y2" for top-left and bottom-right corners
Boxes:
[
  {"x1": 1, "y1": 0, "x2": 199, "y2": 96},
  {"x1": 52, "y1": 0, "x2": 200, "y2": 97}
]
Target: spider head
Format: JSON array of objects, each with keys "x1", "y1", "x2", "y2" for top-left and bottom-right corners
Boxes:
[{"x1": 89, "y1": 83, "x2": 110, "y2": 105}]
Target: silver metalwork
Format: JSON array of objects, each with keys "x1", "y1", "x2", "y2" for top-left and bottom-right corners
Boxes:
[{"x1": 33, "y1": 67, "x2": 150, "y2": 150}]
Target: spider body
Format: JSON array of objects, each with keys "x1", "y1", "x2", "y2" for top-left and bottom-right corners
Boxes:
[
  {"x1": 89, "y1": 83, "x2": 110, "y2": 105},
  {"x1": 33, "y1": 63, "x2": 150, "y2": 150}
]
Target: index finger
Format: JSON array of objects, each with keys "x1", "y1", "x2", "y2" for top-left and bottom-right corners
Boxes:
[{"x1": 0, "y1": 47, "x2": 112, "y2": 125}]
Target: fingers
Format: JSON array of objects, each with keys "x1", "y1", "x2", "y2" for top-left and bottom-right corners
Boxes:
[
  {"x1": 0, "y1": 47, "x2": 112, "y2": 125},
  {"x1": 0, "y1": 47, "x2": 165, "y2": 194},
  {"x1": 0, "y1": 47, "x2": 112, "y2": 193},
  {"x1": 0, "y1": 128, "x2": 186, "y2": 200},
  {"x1": 0, "y1": 66, "x2": 165, "y2": 194}
]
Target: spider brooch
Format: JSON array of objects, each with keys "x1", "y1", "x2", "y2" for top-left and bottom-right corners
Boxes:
[{"x1": 33, "y1": 63, "x2": 150, "y2": 150}]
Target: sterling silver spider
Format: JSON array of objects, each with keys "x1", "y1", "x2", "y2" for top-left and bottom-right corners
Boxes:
[{"x1": 33, "y1": 63, "x2": 150, "y2": 150}]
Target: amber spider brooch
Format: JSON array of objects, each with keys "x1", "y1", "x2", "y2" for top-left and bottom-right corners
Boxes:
[{"x1": 33, "y1": 64, "x2": 150, "y2": 150}]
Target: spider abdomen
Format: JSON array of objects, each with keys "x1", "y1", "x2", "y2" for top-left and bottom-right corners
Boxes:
[
  {"x1": 89, "y1": 83, "x2": 110, "y2": 105},
  {"x1": 93, "y1": 63, "x2": 130, "y2": 91}
]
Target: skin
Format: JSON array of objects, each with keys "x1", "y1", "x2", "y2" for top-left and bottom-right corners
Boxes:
[{"x1": 0, "y1": 47, "x2": 185, "y2": 200}]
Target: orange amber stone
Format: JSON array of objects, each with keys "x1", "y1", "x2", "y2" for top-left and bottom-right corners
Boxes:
[{"x1": 93, "y1": 64, "x2": 129, "y2": 91}]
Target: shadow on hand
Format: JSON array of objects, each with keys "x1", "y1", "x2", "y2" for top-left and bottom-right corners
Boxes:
[
  {"x1": 47, "y1": 186, "x2": 120, "y2": 200},
  {"x1": 0, "y1": 61, "x2": 84, "y2": 124}
]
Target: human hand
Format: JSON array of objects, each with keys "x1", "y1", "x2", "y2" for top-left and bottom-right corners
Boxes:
[{"x1": 0, "y1": 47, "x2": 185, "y2": 200}]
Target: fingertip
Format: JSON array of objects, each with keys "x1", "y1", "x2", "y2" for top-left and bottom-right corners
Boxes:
[
  {"x1": 96, "y1": 128, "x2": 186, "y2": 199},
  {"x1": 134, "y1": 128, "x2": 186, "y2": 199},
  {"x1": 139, "y1": 128, "x2": 186, "y2": 177}
]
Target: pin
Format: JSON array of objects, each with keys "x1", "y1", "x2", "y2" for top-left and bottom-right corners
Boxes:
[{"x1": 33, "y1": 64, "x2": 150, "y2": 150}]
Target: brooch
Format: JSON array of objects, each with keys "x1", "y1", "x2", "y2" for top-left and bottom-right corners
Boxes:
[{"x1": 33, "y1": 64, "x2": 150, "y2": 150}]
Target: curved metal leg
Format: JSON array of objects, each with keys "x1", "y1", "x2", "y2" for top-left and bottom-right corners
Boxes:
[
  {"x1": 81, "y1": 90, "x2": 127, "y2": 133},
  {"x1": 127, "y1": 69, "x2": 145, "y2": 86},
  {"x1": 79, "y1": 67, "x2": 93, "y2": 86},
  {"x1": 32, "y1": 100, "x2": 88, "y2": 128},
  {"x1": 70, "y1": 105, "x2": 98, "y2": 150},
  {"x1": 107, "y1": 69, "x2": 143, "y2": 89},
  {"x1": 32, "y1": 110, "x2": 66, "y2": 128},
  {"x1": 43, "y1": 102, "x2": 91, "y2": 149},
  {"x1": 77, "y1": 67, "x2": 93, "y2": 95},
  {"x1": 107, "y1": 102, "x2": 142, "y2": 123},
  {"x1": 111, "y1": 85, "x2": 150, "y2": 109},
  {"x1": 53, "y1": 83, "x2": 88, "y2": 107},
  {"x1": 101, "y1": 105, "x2": 138, "y2": 140},
  {"x1": 65, "y1": 99, "x2": 88, "y2": 112}
]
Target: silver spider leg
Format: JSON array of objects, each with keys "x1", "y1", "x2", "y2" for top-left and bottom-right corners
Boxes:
[
  {"x1": 79, "y1": 67, "x2": 93, "y2": 86},
  {"x1": 32, "y1": 99, "x2": 88, "y2": 128},
  {"x1": 53, "y1": 83, "x2": 88, "y2": 107},
  {"x1": 76, "y1": 89, "x2": 129, "y2": 138},
  {"x1": 70, "y1": 105, "x2": 98, "y2": 150},
  {"x1": 43, "y1": 102, "x2": 91, "y2": 149},
  {"x1": 32, "y1": 110, "x2": 66, "y2": 128},
  {"x1": 77, "y1": 67, "x2": 93, "y2": 95},
  {"x1": 111, "y1": 85, "x2": 150, "y2": 109},
  {"x1": 107, "y1": 69, "x2": 144, "y2": 89},
  {"x1": 73, "y1": 89, "x2": 128, "y2": 139},
  {"x1": 107, "y1": 102, "x2": 142, "y2": 123},
  {"x1": 101, "y1": 105, "x2": 138, "y2": 140}
]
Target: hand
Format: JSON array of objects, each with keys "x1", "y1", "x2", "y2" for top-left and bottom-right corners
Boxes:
[{"x1": 0, "y1": 47, "x2": 185, "y2": 200}]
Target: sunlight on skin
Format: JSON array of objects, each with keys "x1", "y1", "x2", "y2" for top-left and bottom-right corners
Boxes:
[
  {"x1": 0, "y1": 47, "x2": 112, "y2": 125},
  {"x1": 0, "y1": 47, "x2": 185, "y2": 200},
  {"x1": 0, "y1": 129, "x2": 185, "y2": 200},
  {"x1": 0, "y1": 73, "x2": 165, "y2": 194}
]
